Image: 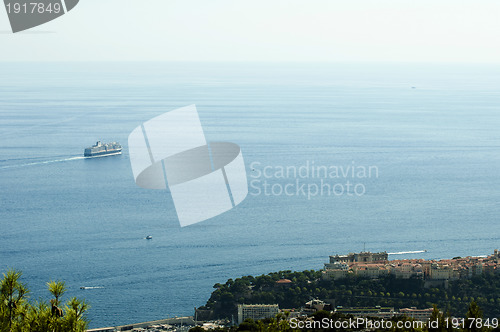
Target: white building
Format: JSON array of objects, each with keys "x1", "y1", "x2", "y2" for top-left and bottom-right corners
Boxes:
[
  {"x1": 237, "y1": 304, "x2": 279, "y2": 324},
  {"x1": 399, "y1": 307, "x2": 434, "y2": 321}
]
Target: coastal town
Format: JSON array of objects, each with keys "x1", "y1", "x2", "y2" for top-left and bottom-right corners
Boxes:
[
  {"x1": 322, "y1": 249, "x2": 500, "y2": 282},
  {"x1": 86, "y1": 249, "x2": 500, "y2": 331}
]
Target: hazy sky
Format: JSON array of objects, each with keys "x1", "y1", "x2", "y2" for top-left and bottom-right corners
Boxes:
[{"x1": 1, "y1": 0, "x2": 500, "y2": 62}]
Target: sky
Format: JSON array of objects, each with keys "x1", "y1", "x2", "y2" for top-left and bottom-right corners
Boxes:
[{"x1": 1, "y1": 0, "x2": 500, "y2": 62}]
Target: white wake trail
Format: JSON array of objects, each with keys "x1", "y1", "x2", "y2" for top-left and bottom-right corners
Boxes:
[
  {"x1": 388, "y1": 250, "x2": 427, "y2": 255},
  {"x1": 79, "y1": 286, "x2": 104, "y2": 290},
  {"x1": 0, "y1": 156, "x2": 86, "y2": 170}
]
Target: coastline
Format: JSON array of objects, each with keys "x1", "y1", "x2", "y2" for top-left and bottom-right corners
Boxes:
[{"x1": 87, "y1": 316, "x2": 196, "y2": 332}]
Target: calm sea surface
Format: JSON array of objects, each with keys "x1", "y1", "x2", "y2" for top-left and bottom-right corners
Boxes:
[{"x1": 0, "y1": 62, "x2": 499, "y2": 328}]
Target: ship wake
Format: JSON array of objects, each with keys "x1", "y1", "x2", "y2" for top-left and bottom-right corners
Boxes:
[
  {"x1": 80, "y1": 286, "x2": 104, "y2": 290},
  {"x1": 388, "y1": 250, "x2": 427, "y2": 255},
  {"x1": 0, "y1": 156, "x2": 86, "y2": 170}
]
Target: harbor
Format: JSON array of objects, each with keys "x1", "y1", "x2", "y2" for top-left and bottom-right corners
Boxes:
[{"x1": 87, "y1": 316, "x2": 200, "y2": 332}]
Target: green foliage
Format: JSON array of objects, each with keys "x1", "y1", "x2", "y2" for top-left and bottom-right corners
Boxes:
[
  {"x1": 203, "y1": 269, "x2": 500, "y2": 320},
  {"x1": 428, "y1": 305, "x2": 448, "y2": 332},
  {"x1": 47, "y1": 280, "x2": 66, "y2": 307},
  {"x1": 237, "y1": 318, "x2": 259, "y2": 331},
  {"x1": 234, "y1": 315, "x2": 291, "y2": 332},
  {"x1": 189, "y1": 326, "x2": 205, "y2": 332},
  {"x1": 464, "y1": 301, "x2": 485, "y2": 332},
  {"x1": 0, "y1": 269, "x2": 29, "y2": 332},
  {"x1": 0, "y1": 269, "x2": 89, "y2": 332}
]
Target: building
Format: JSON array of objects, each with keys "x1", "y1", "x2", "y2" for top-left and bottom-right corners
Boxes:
[
  {"x1": 390, "y1": 262, "x2": 424, "y2": 279},
  {"x1": 429, "y1": 264, "x2": 454, "y2": 280},
  {"x1": 399, "y1": 307, "x2": 434, "y2": 321},
  {"x1": 352, "y1": 264, "x2": 389, "y2": 279},
  {"x1": 304, "y1": 299, "x2": 326, "y2": 312},
  {"x1": 237, "y1": 304, "x2": 279, "y2": 324},
  {"x1": 323, "y1": 249, "x2": 499, "y2": 281},
  {"x1": 324, "y1": 251, "x2": 389, "y2": 281},
  {"x1": 275, "y1": 279, "x2": 292, "y2": 287},
  {"x1": 335, "y1": 306, "x2": 395, "y2": 319},
  {"x1": 329, "y1": 251, "x2": 388, "y2": 264},
  {"x1": 334, "y1": 306, "x2": 434, "y2": 321},
  {"x1": 322, "y1": 262, "x2": 349, "y2": 280}
]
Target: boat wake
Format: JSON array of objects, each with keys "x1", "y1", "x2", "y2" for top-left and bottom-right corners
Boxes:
[
  {"x1": 388, "y1": 250, "x2": 427, "y2": 255},
  {"x1": 80, "y1": 286, "x2": 104, "y2": 290},
  {"x1": 0, "y1": 156, "x2": 86, "y2": 170}
]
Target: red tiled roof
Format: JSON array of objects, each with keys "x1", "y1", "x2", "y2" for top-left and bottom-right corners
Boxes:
[{"x1": 276, "y1": 279, "x2": 292, "y2": 284}]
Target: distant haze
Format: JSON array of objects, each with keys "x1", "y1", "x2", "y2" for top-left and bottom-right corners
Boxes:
[{"x1": 1, "y1": 0, "x2": 500, "y2": 63}]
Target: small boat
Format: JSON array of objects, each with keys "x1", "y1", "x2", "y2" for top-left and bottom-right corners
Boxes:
[
  {"x1": 80, "y1": 286, "x2": 103, "y2": 290},
  {"x1": 146, "y1": 235, "x2": 152, "y2": 240}
]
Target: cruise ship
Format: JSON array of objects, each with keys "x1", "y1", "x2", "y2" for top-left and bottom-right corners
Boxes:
[{"x1": 84, "y1": 141, "x2": 122, "y2": 158}]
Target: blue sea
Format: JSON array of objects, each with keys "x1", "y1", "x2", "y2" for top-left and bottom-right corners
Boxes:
[{"x1": 1, "y1": 62, "x2": 499, "y2": 328}]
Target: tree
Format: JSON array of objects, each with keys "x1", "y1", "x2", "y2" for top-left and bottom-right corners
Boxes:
[
  {"x1": 1, "y1": 269, "x2": 89, "y2": 332},
  {"x1": 24, "y1": 301, "x2": 51, "y2": 332},
  {"x1": 428, "y1": 305, "x2": 446, "y2": 332},
  {"x1": 203, "y1": 269, "x2": 500, "y2": 319},
  {"x1": 46, "y1": 280, "x2": 67, "y2": 332},
  {"x1": 0, "y1": 269, "x2": 29, "y2": 331},
  {"x1": 62, "y1": 297, "x2": 90, "y2": 332},
  {"x1": 47, "y1": 280, "x2": 66, "y2": 307},
  {"x1": 465, "y1": 301, "x2": 483, "y2": 332},
  {"x1": 237, "y1": 318, "x2": 259, "y2": 331}
]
